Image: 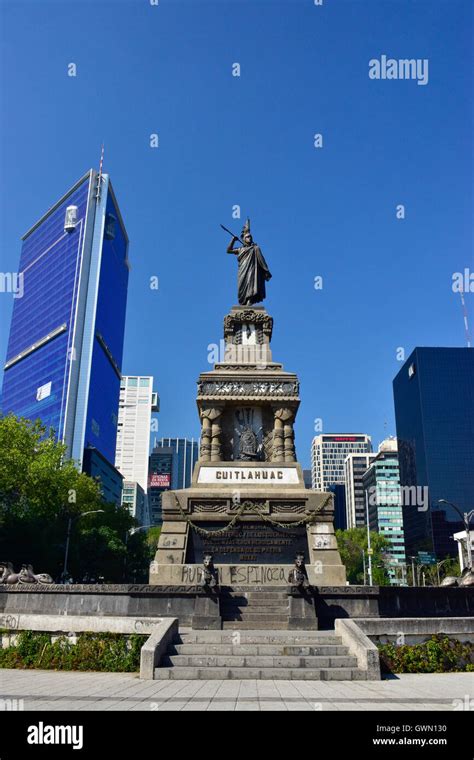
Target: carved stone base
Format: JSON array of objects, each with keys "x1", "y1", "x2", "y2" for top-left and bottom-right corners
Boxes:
[{"x1": 150, "y1": 466, "x2": 347, "y2": 586}]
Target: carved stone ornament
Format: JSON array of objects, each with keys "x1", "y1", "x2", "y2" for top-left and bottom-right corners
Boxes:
[{"x1": 198, "y1": 380, "x2": 299, "y2": 398}]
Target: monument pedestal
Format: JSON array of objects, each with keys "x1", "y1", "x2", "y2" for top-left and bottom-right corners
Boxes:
[{"x1": 150, "y1": 305, "x2": 346, "y2": 589}]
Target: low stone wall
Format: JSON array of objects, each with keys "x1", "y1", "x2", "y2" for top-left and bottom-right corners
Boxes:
[
  {"x1": 0, "y1": 612, "x2": 165, "y2": 640},
  {"x1": 355, "y1": 617, "x2": 474, "y2": 646},
  {"x1": 334, "y1": 619, "x2": 381, "y2": 679},
  {"x1": 0, "y1": 584, "x2": 220, "y2": 630},
  {"x1": 1, "y1": 584, "x2": 472, "y2": 631},
  {"x1": 140, "y1": 618, "x2": 179, "y2": 679},
  {"x1": 313, "y1": 586, "x2": 474, "y2": 628}
]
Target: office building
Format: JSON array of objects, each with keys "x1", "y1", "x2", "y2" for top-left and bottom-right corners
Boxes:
[
  {"x1": 311, "y1": 434, "x2": 372, "y2": 532},
  {"x1": 115, "y1": 376, "x2": 159, "y2": 488},
  {"x1": 362, "y1": 440, "x2": 406, "y2": 585},
  {"x1": 115, "y1": 375, "x2": 159, "y2": 522},
  {"x1": 303, "y1": 469, "x2": 312, "y2": 488},
  {"x1": 328, "y1": 483, "x2": 347, "y2": 531},
  {"x1": 121, "y1": 481, "x2": 146, "y2": 525},
  {"x1": 393, "y1": 348, "x2": 474, "y2": 558},
  {"x1": 344, "y1": 452, "x2": 377, "y2": 529},
  {"x1": 148, "y1": 437, "x2": 199, "y2": 524},
  {"x1": 311, "y1": 434, "x2": 373, "y2": 490},
  {"x1": 1, "y1": 169, "x2": 129, "y2": 502}
]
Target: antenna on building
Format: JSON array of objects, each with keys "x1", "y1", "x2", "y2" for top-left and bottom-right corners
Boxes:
[
  {"x1": 459, "y1": 288, "x2": 472, "y2": 348},
  {"x1": 95, "y1": 143, "x2": 105, "y2": 203}
]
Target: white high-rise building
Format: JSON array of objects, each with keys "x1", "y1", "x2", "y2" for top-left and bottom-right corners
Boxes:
[
  {"x1": 115, "y1": 376, "x2": 159, "y2": 521},
  {"x1": 311, "y1": 434, "x2": 372, "y2": 491},
  {"x1": 344, "y1": 453, "x2": 377, "y2": 529}
]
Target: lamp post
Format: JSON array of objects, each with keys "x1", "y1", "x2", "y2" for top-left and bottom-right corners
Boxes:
[
  {"x1": 409, "y1": 555, "x2": 418, "y2": 586},
  {"x1": 365, "y1": 491, "x2": 373, "y2": 586},
  {"x1": 361, "y1": 547, "x2": 367, "y2": 586},
  {"x1": 62, "y1": 510, "x2": 104, "y2": 583},
  {"x1": 438, "y1": 500, "x2": 474, "y2": 570}
]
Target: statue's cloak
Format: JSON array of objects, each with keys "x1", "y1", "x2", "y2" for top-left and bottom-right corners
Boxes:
[{"x1": 237, "y1": 244, "x2": 272, "y2": 305}]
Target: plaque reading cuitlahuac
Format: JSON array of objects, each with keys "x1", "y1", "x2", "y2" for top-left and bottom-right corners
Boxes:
[
  {"x1": 197, "y1": 465, "x2": 299, "y2": 484},
  {"x1": 185, "y1": 522, "x2": 307, "y2": 565}
]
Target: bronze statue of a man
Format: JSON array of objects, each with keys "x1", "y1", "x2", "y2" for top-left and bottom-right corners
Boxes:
[{"x1": 227, "y1": 219, "x2": 272, "y2": 305}]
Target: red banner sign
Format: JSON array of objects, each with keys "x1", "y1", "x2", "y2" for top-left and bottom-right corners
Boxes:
[{"x1": 149, "y1": 473, "x2": 171, "y2": 488}]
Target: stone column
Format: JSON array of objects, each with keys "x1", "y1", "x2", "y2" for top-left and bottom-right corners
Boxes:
[
  {"x1": 199, "y1": 411, "x2": 212, "y2": 462},
  {"x1": 210, "y1": 408, "x2": 223, "y2": 462},
  {"x1": 271, "y1": 406, "x2": 284, "y2": 462},
  {"x1": 272, "y1": 407, "x2": 295, "y2": 462},
  {"x1": 284, "y1": 416, "x2": 295, "y2": 462}
]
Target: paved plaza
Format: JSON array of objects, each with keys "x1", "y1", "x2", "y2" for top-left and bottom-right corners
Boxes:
[{"x1": 1, "y1": 669, "x2": 472, "y2": 711}]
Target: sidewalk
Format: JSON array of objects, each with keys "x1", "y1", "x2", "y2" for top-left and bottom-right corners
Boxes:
[{"x1": 1, "y1": 670, "x2": 472, "y2": 711}]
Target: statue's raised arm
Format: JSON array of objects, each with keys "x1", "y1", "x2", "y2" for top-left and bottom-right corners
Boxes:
[{"x1": 223, "y1": 219, "x2": 272, "y2": 305}]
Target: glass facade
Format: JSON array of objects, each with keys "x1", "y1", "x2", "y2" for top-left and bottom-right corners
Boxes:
[
  {"x1": 362, "y1": 451, "x2": 406, "y2": 585},
  {"x1": 2, "y1": 175, "x2": 91, "y2": 437},
  {"x1": 393, "y1": 347, "x2": 474, "y2": 558},
  {"x1": 84, "y1": 189, "x2": 129, "y2": 464},
  {"x1": 82, "y1": 446, "x2": 124, "y2": 505},
  {"x1": 1, "y1": 171, "x2": 129, "y2": 504}
]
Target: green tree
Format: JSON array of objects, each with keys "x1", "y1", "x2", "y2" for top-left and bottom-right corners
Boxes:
[
  {"x1": 336, "y1": 527, "x2": 391, "y2": 585},
  {"x1": 0, "y1": 414, "x2": 150, "y2": 582},
  {"x1": 146, "y1": 526, "x2": 161, "y2": 560}
]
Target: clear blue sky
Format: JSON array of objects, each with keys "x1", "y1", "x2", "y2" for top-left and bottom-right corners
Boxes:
[{"x1": 0, "y1": 0, "x2": 472, "y2": 468}]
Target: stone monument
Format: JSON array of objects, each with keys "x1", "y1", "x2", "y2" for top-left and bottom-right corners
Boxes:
[{"x1": 150, "y1": 220, "x2": 346, "y2": 587}]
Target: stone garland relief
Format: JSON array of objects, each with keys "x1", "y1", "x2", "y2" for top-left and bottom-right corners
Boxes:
[{"x1": 197, "y1": 380, "x2": 299, "y2": 397}]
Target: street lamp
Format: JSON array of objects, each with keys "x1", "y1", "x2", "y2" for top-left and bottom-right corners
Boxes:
[
  {"x1": 62, "y1": 510, "x2": 105, "y2": 582},
  {"x1": 438, "y1": 499, "x2": 474, "y2": 570},
  {"x1": 360, "y1": 547, "x2": 367, "y2": 586},
  {"x1": 365, "y1": 491, "x2": 373, "y2": 586},
  {"x1": 128, "y1": 524, "x2": 155, "y2": 539}
]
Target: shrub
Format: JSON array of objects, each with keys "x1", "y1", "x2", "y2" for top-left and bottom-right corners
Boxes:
[
  {"x1": 378, "y1": 635, "x2": 474, "y2": 674},
  {"x1": 0, "y1": 631, "x2": 147, "y2": 672}
]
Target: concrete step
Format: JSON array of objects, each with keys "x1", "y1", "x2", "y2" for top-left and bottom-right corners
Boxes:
[
  {"x1": 154, "y1": 666, "x2": 363, "y2": 680},
  {"x1": 180, "y1": 631, "x2": 341, "y2": 645},
  {"x1": 222, "y1": 594, "x2": 288, "y2": 603},
  {"x1": 221, "y1": 606, "x2": 288, "y2": 615},
  {"x1": 221, "y1": 612, "x2": 291, "y2": 622},
  {"x1": 220, "y1": 599, "x2": 289, "y2": 609},
  {"x1": 163, "y1": 654, "x2": 358, "y2": 669},
  {"x1": 221, "y1": 621, "x2": 290, "y2": 630},
  {"x1": 171, "y1": 643, "x2": 350, "y2": 656}
]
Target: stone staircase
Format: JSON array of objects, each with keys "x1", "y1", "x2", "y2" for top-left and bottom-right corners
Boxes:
[
  {"x1": 219, "y1": 588, "x2": 292, "y2": 630},
  {"x1": 155, "y1": 629, "x2": 366, "y2": 680}
]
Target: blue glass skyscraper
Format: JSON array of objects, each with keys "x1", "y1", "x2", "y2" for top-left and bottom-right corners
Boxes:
[
  {"x1": 393, "y1": 347, "x2": 474, "y2": 559},
  {"x1": 2, "y1": 169, "x2": 129, "y2": 498}
]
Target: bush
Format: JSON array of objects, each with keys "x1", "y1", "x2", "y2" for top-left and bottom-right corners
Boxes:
[
  {"x1": 0, "y1": 630, "x2": 147, "y2": 672},
  {"x1": 378, "y1": 635, "x2": 474, "y2": 674}
]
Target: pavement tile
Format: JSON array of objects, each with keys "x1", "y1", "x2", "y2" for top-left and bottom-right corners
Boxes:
[{"x1": 3, "y1": 669, "x2": 473, "y2": 711}]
